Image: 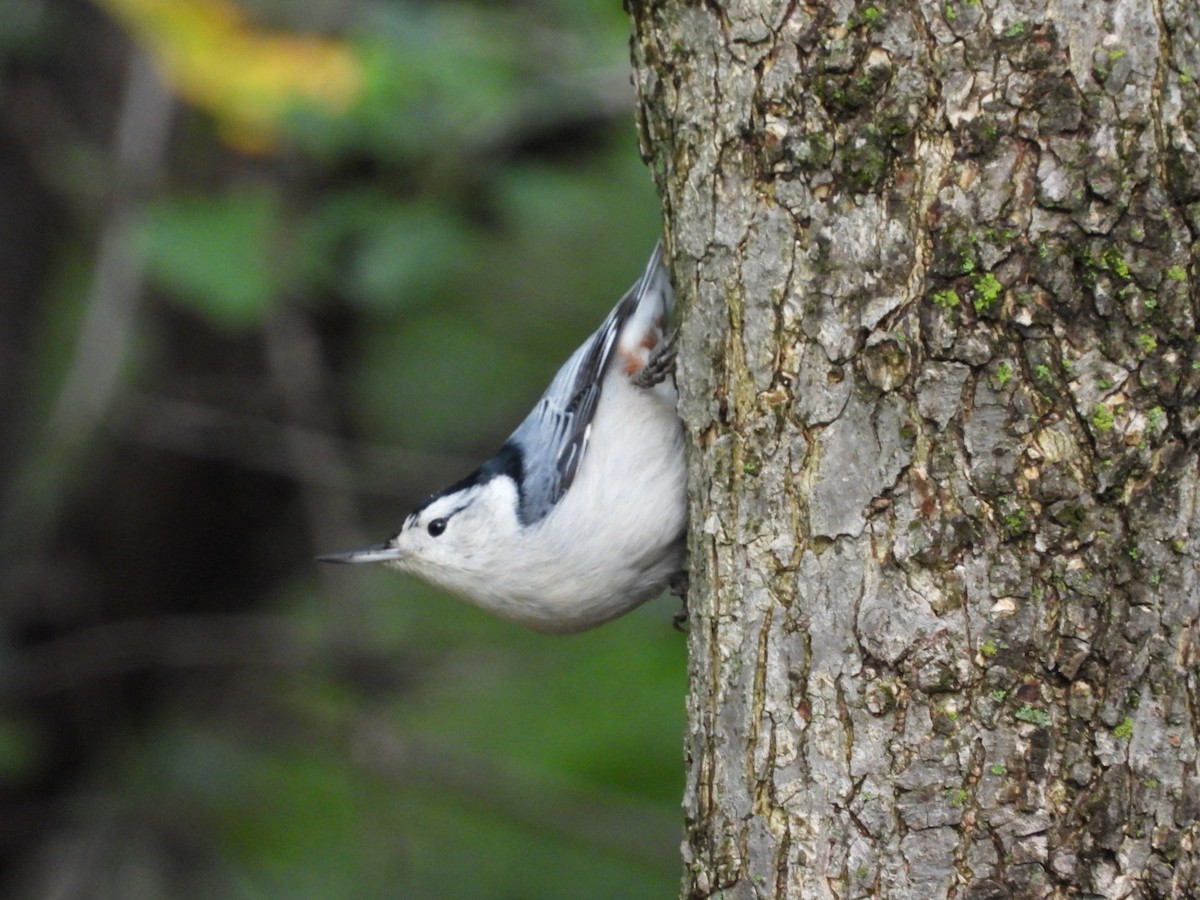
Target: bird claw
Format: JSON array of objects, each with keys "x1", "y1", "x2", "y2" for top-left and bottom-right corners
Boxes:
[
  {"x1": 669, "y1": 569, "x2": 689, "y2": 632},
  {"x1": 632, "y1": 330, "x2": 678, "y2": 389}
]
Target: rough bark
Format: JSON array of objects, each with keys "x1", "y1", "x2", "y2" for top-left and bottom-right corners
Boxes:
[{"x1": 629, "y1": 0, "x2": 1200, "y2": 897}]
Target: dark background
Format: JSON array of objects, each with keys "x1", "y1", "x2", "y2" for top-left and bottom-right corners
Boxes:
[{"x1": 0, "y1": 1, "x2": 684, "y2": 896}]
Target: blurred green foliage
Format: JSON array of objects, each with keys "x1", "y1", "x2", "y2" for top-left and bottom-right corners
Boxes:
[
  {"x1": 122, "y1": 594, "x2": 685, "y2": 899},
  {"x1": 0, "y1": 0, "x2": 680, "y2": 897},
  {"x1": 141, "y1": 188, "x2": 285, "y2": 328}
]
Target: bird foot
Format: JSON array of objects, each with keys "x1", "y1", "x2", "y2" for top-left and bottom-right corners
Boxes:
[
  {"x1": 669, "y1": 569, "x2": 689, "y2": 632},
  {"x1": 632, "y1": 330, "x2": 677, "y2": 389}
]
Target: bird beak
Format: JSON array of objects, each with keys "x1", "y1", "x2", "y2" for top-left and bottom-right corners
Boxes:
[{"x1": 317, "y1": 542, "x2": 404, "y2": 564}]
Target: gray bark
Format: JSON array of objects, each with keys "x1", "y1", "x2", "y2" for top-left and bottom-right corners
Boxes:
[{"x1": 629, "y1": 0, "x2": 1200, "y2": 897}]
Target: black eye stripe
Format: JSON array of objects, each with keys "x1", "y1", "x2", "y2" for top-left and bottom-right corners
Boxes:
[{"x1": 427, "y1": 518, "x2": 447, "y2": 537}]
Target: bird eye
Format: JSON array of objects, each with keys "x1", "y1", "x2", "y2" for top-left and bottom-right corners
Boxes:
[{"x1": 427, "y1": 518, "x2": 447, "y2": 537}]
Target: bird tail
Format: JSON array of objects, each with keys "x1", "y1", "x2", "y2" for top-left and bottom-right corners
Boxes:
[{"x1": 617, "y1": 239, "x2": 674, "y2": 358}]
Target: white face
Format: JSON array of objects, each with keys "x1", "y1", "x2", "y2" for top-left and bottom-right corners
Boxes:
[{"x1": 386, "y1": 478, "x2": 520, "y2": 597}]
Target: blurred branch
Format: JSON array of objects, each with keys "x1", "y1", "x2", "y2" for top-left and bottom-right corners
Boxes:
[
  {"x1": 262, "y1": 306, "x2": 373, "y2": 636},
  {"x1": 0, "y1": 614, "x2": 305, "y2": 700},
  {"x1": 114, "y1": 391, "x2": 474, "y2": 497},
  {"x1": 1, "y1": 46, "x2": 173, "y2": 558},
  {"x1": 50, "y1": 48, "x2": 173, "y2": 445},
  {"x1": 350, "y1": 715, "x2": 682, "y2": 874}
]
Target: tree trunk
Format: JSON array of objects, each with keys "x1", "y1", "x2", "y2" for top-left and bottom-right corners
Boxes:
[{"x1": 629, "y1": 1, "x2": 1200, "y2": 896}]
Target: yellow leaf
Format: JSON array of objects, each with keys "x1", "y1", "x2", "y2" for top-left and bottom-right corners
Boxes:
[{"x1": 97, "y1": 0, "x2": 362, "y2": 152}]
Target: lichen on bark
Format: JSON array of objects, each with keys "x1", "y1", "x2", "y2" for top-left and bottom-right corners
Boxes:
[{"x1": 630, "y1": 0, "x2": 1200, "y2": 896}]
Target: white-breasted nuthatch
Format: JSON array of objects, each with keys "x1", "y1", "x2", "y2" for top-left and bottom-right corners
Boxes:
[{"x1": 320, "y1": 242, "x2": 687, "y2": 634}]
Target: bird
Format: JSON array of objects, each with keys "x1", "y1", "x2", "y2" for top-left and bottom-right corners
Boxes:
[{"x1": 320, "y1": 241, "x2": 687, "y2": 634}]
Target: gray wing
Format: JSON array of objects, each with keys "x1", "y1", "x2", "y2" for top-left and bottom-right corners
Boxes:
[{"x1": 510, "y1": 241, "x2": 666, "y2": 525}]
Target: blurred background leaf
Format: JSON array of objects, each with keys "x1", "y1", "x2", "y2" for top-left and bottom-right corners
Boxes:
[
  {"x1": 0, "y1": 0, "x2": 680, "y2": 897},
  {"x1": 99, "y1": 0, "x2": 361, "y2": 151},
  {"x1": 140, "y1": 188, "x2": 283, "y2": 328}
]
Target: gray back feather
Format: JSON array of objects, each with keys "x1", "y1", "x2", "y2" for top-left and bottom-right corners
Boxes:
[{"x1": 510, "y1": 241, "x2": 670, "y2": 525}]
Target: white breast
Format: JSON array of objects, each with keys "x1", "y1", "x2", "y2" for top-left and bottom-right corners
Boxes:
[{"x1": 465, "y1": 372, "x2": 686, "y2": 633}]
